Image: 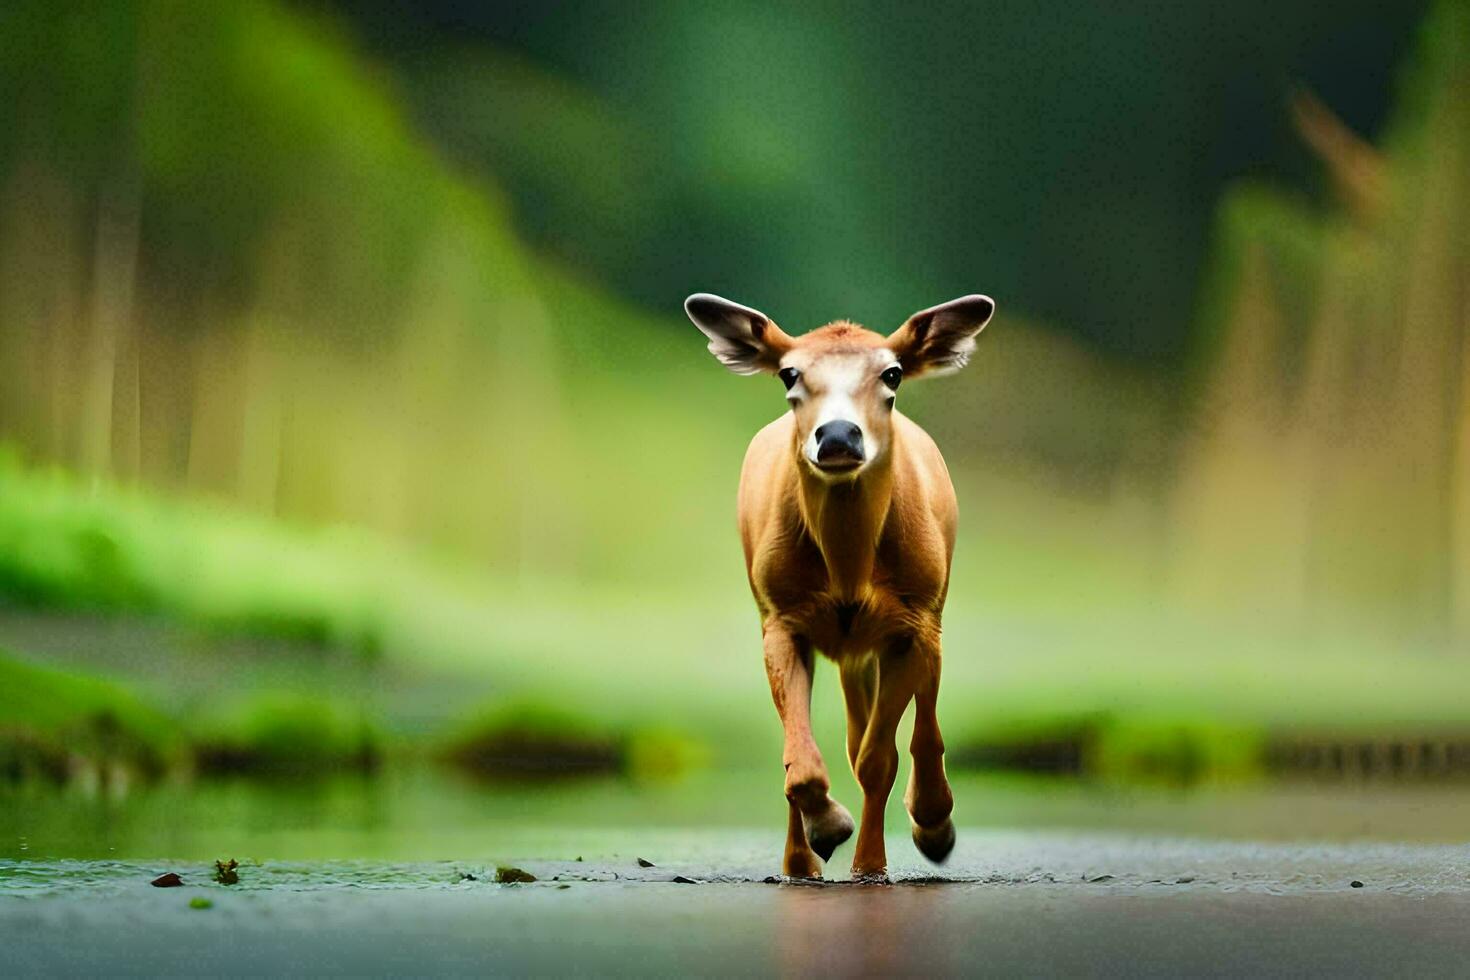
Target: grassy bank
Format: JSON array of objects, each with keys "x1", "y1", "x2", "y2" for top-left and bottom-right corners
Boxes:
[
  {"x1": 9, "y1": 448, "x2": 1470, "y2": 790},
  {"x1": 0, "y1": 650, "x2": 179, "y2": 785},
  {"x1": 0, "y1": 645, "x2": 389, "y2": 784},
  {"x1": 0, "y1": 447, "x2": 420, "y2": 658}
]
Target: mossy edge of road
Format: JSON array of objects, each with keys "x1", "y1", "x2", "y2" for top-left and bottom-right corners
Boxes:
[
  {"x1": 441, "y1": 701, "x2": 706, "y2": 782},
  {"x1": 0, "y1": 648, "x2": 384, "y2": 783},
  {"x1": 0, "y1": 651, "x2": 181, "y2": 783},
  {"x1": 0, "y1": 647, "x2": 704, "y2": 786}
]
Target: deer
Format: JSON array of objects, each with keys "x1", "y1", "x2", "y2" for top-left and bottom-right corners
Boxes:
[{"x1": 684, "y1": 291, "x2": 995, "y2": 881}]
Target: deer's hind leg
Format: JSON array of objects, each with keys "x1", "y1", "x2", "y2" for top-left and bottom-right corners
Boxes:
[
  {"x1": 839, "y1": 654, "x2": 877, "y2": 772},
  {"x1": 905, "y1": 630, "x2": 955, "y2": 863},
  {"x1": 764, "y1": 624, "x2": 853, "y2": 876}
]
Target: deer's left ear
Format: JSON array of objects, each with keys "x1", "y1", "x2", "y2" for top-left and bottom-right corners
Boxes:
[{"x1": 887, "y1": 294, "x2": 995, "y2": 378}]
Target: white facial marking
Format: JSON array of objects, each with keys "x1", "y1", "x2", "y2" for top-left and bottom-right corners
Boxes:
[{"x1": 801, "y1": 354, "x2": 882, "y2": 470}]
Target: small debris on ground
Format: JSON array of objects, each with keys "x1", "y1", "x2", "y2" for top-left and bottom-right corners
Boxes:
[
  {"x1": 1351, "y1": 880, "x2": 1365, "y2": 888},
  {"x1": 213, "y1": 860, "x2": 240, "y2": 885},
  {"x1": 457, "y1": 872, "x2": 477, "y2": 882},
  {"x1": 150, "y1": 872, "x2": 183, "y2": 888},
  {"x1": 557, "y1": 884, "x2": 571, "y2": 890},
  {"x1": 496, "y1": 866, "x2": 537, "y2": 884},
  {"x1": 1086, "y1": 874, "x2": 1115, "y2": 883},
  {"x1": 637, "y1": 858, "x2": 655, "y2": 868},
  {"x1": 575, "y1": 856, "x2": 584, "y2": 862},
  {"x1": 189, "y1": 898, "x2": 213, "y2": 910},
  {"x1": 672, "y1": 875, "x2": 699, "y2": 884},
  {"x1": 1175, "y1": 876, "x2": 1196, "y2": 884}
]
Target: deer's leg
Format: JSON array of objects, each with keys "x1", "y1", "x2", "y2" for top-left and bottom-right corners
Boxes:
[
  {"x1": 839, "y1": 655, "x2": 877, "y2": 772},
  {"x1": 850, "y1": 638, "x2": 923, "y2": 880},
  {"x1": 905, "y1": 632, "x2": 955, "y2": 863},
  {"x1": 782, "y1": 796, "x2": 822, "y2": 879},
  {"x1": 763, "y1": 624, "x2": 852, "y2": 875}
]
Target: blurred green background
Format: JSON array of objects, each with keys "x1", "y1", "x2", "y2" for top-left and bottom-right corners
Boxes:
[{"x1": 2, "y1": 0, "x2": 1469, "y2": 855}]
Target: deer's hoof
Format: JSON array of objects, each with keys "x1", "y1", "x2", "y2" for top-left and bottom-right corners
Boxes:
[
  {"x1": 782, "y1": 852, "x2": 824, "y2": 880},
  {"x1": 849, "y1": 869, "x2": 890, "y2": 885},
  {"x1": 911, "y1": 817, "x2": 956, "y2": 864},
  {"x1": 803, "y1": 800, "x2": 854, "y2": 862}
]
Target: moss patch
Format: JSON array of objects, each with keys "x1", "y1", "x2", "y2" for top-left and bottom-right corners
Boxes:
[
  {"x1": 192, "y1": 694, "x2": 381, "y2": 778},
  {"x1": 442, "y1": 701, "x2": 702, "y2": 781},
  {"x1": 951, "y1": 714, "x2": 1264, "y2": 785},
  {"x1": 0, "y1": 650, "x2": 180, "y2": 785}
]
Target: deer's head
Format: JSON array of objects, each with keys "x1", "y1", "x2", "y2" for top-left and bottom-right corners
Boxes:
[{"x1": 685, "y1": 293, "x2": 994, "y2": 480}]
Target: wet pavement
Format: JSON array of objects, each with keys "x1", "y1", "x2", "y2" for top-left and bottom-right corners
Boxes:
[{"x1": 5, "y1": 831, "x2": 1470, "y2": 977}]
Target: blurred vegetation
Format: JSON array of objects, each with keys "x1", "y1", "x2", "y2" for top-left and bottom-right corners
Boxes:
[
  {"x1": 193, "y1": 693, "x2": 380, "y2": 778},
  {"x1": 952, "y1": 714, "x2": 1265, "y2": 785},
  {"x1": 1173, "y1": 0, "x2": 1470, "y2": 643},
  {"x1": 0, "y1": 0, "x2": 1172, "y2": 602},
  {"x1": 0, "y1": 649, "x2": 179, "y2": 785},
  {"x1": 0, "y1": 0, "x2": 1466, "y2": 797},
  {"x1": 0, "y1": 449, "x2": 391, "y2": 655},
  {"x1": 0, "y1": 644, "x2": 381, "y2": 782},
  {"x1": 350, "y1": 0, "x2": 1427, "y2": 361},
  {"x1": 442, "y1": 701, "x2": 703, "y2": 782}
]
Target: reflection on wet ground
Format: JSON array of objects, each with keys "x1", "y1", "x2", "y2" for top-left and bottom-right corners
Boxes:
[
  {"x1": 6, "y1": 763, "x2": 1470, "y2": 978},
  {"x1": 7, "y1": 765, "x2": 1470, "y2": 864}
]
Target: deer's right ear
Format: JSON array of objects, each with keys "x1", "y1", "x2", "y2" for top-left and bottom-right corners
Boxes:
[{"x1": 684, "y1": 293, "x2": 793, "y2": 375}]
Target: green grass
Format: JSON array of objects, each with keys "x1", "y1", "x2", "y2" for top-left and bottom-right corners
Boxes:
[
  {"x1": 442, "y1": 700, "x2": 704, "y2": 782},
  {"x1": 949, "y1": 712, "x2": 1265, "y2": 783},
  {"x1": 0, "y1": 649, "x2": 180, "y2": 783},
  {"x1": 192, "y1": 694, "x2": 382, "y2": 778},
  {"x1": 0, "y1": 448, "x2": 399, "y2": 658},
  {"x1": 0, "y1": 645, "x2": 390, "y2": 782}
]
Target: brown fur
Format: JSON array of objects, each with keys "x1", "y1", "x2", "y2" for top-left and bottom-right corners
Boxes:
[
  {"x1": 740, "y1": 393, "x2": 956, "y2": 876},
  {"x1": 687, "y1": 292, "x2": 993, "y2": 879}
]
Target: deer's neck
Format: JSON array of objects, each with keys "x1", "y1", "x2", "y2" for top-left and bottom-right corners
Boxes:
[{"x1": 796, "y1": 455, "x2": 894, "y2": 603}]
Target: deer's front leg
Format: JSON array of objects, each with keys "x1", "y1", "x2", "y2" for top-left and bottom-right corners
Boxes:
[
  {"x1": 851, "y1": 638, "x2": 923, "y2": 880},
  {"x1": 763, "y1": 623, "x2": 853, "y2": 876}
]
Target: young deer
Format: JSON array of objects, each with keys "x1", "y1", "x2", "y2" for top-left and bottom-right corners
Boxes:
[{"x1": 684, "y1": 292, "x2": 995, "y2": 880}]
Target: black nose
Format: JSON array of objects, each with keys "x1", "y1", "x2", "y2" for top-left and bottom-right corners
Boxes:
[{"x1": 814, "y1": 420, "x2": 865, "y2": 466}]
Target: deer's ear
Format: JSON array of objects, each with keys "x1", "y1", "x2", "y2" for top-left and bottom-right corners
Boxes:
[
  {"x1": 684, "y1": 293, "x2": 793, "y2": 375},
  {"x1": 887, "y1": 294, "x2": 995, "y2": 378}
]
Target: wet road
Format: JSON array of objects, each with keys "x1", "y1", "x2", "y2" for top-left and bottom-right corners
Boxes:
[{"x1": 5, "y1": 832, "x2": 1470, "y2": 977}]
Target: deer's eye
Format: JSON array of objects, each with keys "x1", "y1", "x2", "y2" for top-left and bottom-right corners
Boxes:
[
  {"x1": 881, "y1": 366, "x2": 903, "y2": 390},
  {"x1": 779, "y1": 367, "x2": 801, "y2": 391}
]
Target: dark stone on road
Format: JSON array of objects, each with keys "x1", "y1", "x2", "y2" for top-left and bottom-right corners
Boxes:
[
  {"x1": 150, "y1": 872, "x2": 183, "y2": 888},
  {"x1": 1351, "y1": 880, "x2": 1365, "y2": 888},
  {"x1": 495, "y1": 867, "x2": 537, "y2": 884},
  {"x1": 637, "y1": 858, "x2": 655, "y2": 868}
]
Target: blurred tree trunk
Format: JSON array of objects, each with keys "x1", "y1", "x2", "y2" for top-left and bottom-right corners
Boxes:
[{"x1": 77, "y1": 184, "x2": 141, "y2": 486}]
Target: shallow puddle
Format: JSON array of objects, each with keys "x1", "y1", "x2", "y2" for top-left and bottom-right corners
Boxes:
[{"x1": 5, "y1": 766, "x2": 1470, "y2": 866}]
